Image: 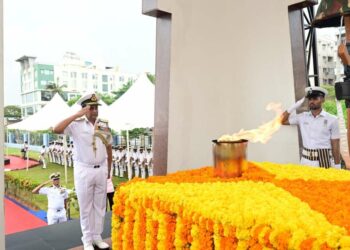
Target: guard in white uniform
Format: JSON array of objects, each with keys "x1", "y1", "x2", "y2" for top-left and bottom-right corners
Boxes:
[
  {"x1": 120, "y1": 146, "x2": 127, "y2": 177},
  {"x1": 282, "y1": 86, "x2": 341, "y2": 168},
  {"x1": 145, "y1": 147, "x2": 153, "y2": 177},
  {"x1": 39, "y1": 145, "x2": 47, "y2": 169},
  {"x1": 131, "y1": 147, "x2": 139, "y2": 178},
  {"x1": 48, "y1": 142, "x2": 53, "y2": 163},
  {"x1": 53, "y1": 93, "x2": 112, "y2": 250},
  {"x1": 138, "y1": 147, "x2": 146, "y2": 178},
  {"x1": 32, "y1": 172, "x2": 68, "y2": 225},
  {"x1": 112, "y1": 146, "x2": 119, "y2": 177}
]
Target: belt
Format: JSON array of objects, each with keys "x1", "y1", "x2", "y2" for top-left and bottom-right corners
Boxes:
[
  {"x1": 49, "y1": 208, "x2": 64, "y2": 212},
  {"x1": 75, "y1": 161, "x2": 105, "y2": 168},
  {"x1": 302, "y1": 147, "x2": 332, "y2": 168}
]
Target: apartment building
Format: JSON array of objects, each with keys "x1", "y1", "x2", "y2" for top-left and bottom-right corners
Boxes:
[{"x1": 16, "y1": 52, "x2": 138, "y2": 117}]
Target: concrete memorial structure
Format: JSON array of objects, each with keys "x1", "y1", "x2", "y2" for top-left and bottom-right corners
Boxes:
[{"x1": 143, "y1": 0, "x2": 317, "y2": 174}]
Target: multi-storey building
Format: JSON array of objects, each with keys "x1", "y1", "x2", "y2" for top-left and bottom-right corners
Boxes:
[
  {"x1": 16, "y1": 52, "x2": 138, "y2": 117},
  {"x1": 16, "y1": 56, "x2": 55, "y2": 116},
  {"x1": 317, "y1": 33, "x2": 343, "y2": 85}
]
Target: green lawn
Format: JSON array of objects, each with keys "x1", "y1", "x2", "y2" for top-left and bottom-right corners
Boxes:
[{"x1": 5, "y1": 147, "x2": 128, "y2": 219}]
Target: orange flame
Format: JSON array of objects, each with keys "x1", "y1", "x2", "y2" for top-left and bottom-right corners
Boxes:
[{"x1": 218, "y1": 102, "x2": 283, "y2": 144}]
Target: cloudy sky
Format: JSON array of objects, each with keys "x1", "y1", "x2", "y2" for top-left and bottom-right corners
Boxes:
[{"x1": 4, "y1": 0, "x2": 156, "y2": 105}]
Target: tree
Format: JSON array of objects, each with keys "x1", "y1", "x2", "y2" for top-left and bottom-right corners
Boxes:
[
  {"x1": 146, "y1": 73, "x2": 155, "y2": 84},
  {"x1": 121, "y1": 128, "x2": 149, "y2": 139},
  {"x1": 98, "y1": 93, "x2": 115, "y2": 105},
  {"x1": 111, "y1": 80, "x2": 134, "y2": 101},
  {"x1": 46, "y1": 82, "x2": 67, "y2": 100},
  {"x1": 67, "y1": 95, "x2": 81, "y2": 107},
  {"x1": 4, "y1": 105, "x2": 21, "y2": 118}
]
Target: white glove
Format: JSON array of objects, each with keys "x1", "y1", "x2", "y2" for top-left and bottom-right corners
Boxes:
[
  {"x1": 287, "y1": 97, "x2": 305, "y2": 113},
  {"x1": 334, "y1": 163, "x2": 341, "y2": 169}
]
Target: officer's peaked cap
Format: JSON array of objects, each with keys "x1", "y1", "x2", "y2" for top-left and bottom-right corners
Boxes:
[
  {"x1": 77, "y1": 92, "x2": 101, "y2": 107},
  {"x1": 49, "y1": 172, "x2": 61, "y2": 180},
  {"x1": 305, "y1": 86, "x2": 328, "y2": 98}
]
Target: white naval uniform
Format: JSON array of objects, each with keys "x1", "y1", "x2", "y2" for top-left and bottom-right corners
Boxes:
[
  {"x1": 113, "y1": 149, "x2": 119, "y2": 177},
  {"x1": 39, "y1": 186, "x2": 68, "y2": 225},
  {"x1": 131, "y1": 151, "x2": 139, "y2": 178},
  {"x1": 289, "y1": 110, "x2": 340, "y2": 168},
  {"x1": 48, "y1": 145, "x2": 53, "y2": 163},
  {"x1": 39, "y1": 148, "x2": 47, "y2": 169},
  {"x1": 120, "y1": 150, "x2": 126, "y2": 177},
  {"x1": 64, "y1": 118, "x2": 112, "y2": 246},
  {"x1": 145, "y1": 151, "x2": 153, "y2": 176},
  {"x1": 138, "y1": 151, "x2": 146, "y2": 178}
]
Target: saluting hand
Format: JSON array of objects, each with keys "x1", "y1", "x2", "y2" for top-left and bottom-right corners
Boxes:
[{"x1": 76, "y1": 105, "x2": 90, "y2": 117}]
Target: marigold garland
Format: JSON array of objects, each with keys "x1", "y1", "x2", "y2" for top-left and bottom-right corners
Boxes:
[{"x1": 112, "y1": 162, "x2": 350, "y2": 249}]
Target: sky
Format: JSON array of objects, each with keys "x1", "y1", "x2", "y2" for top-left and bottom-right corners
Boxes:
[{"x1": 4, "y1": 0, "x2": 156, "y2": 105}]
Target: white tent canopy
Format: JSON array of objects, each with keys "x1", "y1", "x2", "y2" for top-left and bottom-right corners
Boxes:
[
  {"x1": 8, "y1": 94, "x2": 71, "y2": 131},
  {"x1": 106, "y1": 73, "x2": 155, "y2": 130}
]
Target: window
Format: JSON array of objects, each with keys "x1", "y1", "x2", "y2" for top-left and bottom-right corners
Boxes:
[
  {"x1": 102, "y1": 75, "x2": 108, "y2": 82},
  {"x1": 25, "y1": 93, "x2": 34, "y2": 103},
  {"x1": 92, "y1": 74, "x2": 98, "y2": 80},
  {"x1": 70, "y1": 72, "x2": 77, "y2": 78},
  {"x1": 102, "y1": 84, "x2": 108, "y2": 92},
  {"x1": 82, "y1": 73, "x2": 88, "y2": 79},
  {"x1": 26, "y1": 107, "x2": 34, "y2": 116},
  {"x1": 40, "y1": 80, "x2": 47, "y2": 86}
]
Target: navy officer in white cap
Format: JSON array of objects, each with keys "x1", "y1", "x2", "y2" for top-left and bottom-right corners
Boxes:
[
  {"x1": 53, "y1": 92, "x2": 112, "y2": 250},
  {"x1": 32, "y1": 172, "x2": 68, "y2": 225},
  {"x1": 281, "y1": 86, "x2": 341, "y2": 169}
]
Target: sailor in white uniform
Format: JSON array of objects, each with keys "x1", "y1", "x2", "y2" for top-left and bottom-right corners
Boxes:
[
  {"x1": 145, "y1": 147, "x2": 154, "y2": 177},
  {"x1": 281, "y1": 86, "x2": 341, "y2": 169},
  {"x1": 131, "y1": 147, "x2": 139, "y2": 178},
  {"x1": 138, "y1": 147, "x2": 146, "y2": 178},
  {"x1": 53, "y1": 93, "x2": 112, "y2": 250},
  {"x1": 32, "y1": 172, "x2": 68, "y2": 225},
  {"x1": 39, "y1": 145, "x2": 47, "y2": 169}
]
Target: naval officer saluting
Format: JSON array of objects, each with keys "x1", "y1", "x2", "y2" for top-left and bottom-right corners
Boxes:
[
  {"x1": 281, "y1": 87, "x2": 341, "y2": 169},
  {"x1": 53, "y1": 93, "x2": 112, "y2": 250}
]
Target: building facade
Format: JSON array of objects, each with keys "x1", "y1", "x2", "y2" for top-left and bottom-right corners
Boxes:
[
  {"x1": 317, "y1": 34, "x2": 343, "y2": 85},
  {"x1": 17, "y1": 52, "x2": 138, "y2": 117}
]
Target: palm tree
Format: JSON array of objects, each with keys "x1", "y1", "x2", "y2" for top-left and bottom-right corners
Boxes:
[{"x1": 45, "y1": 82, "x2": 67, "y2": 100}]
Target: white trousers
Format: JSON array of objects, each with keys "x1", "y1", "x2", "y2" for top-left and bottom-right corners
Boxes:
[
  {"x1": 114, "y1": 161, "x2": 119, "y2": 176},
  {"x1": 39, "y1": 155, "x2": 46, "y2": 168},
  {"x1": 74, "y1": 162, "x2": 107, "y2": 245},
  {"x1": 47, "y1": 208, "x2": 67, "y2": 225}
]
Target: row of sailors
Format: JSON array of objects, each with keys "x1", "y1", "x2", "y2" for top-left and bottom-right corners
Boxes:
[
  {"x1": 47, "y1": 141, "x2": 74, "y2": 167},
  {"x1": 113, "y1": 146, "x2": 153, "y2": 180},
  {"x1": 44, "y1": 142, "x2": 154, "y2": 180}
]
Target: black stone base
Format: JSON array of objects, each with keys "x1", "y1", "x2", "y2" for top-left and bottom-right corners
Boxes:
[{"x1": 4, "y1": 158, "x2": 10, "y2": 165}]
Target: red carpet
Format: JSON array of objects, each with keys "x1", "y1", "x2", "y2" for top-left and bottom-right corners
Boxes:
[
  {"x1": 4, "y1": 156, "x2": 39, "y2": 171},
  {"x1": 5, "y1": 197, "x2": 47, "y2": 235}
]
